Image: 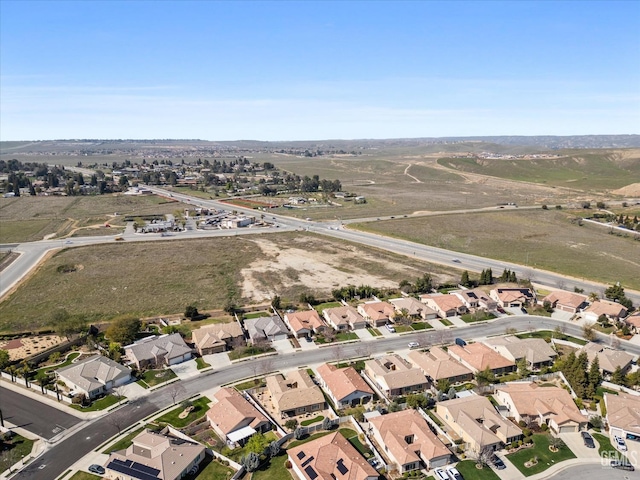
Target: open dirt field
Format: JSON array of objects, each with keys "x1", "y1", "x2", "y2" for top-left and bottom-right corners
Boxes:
[
  {"x1": 0, "y1": 334, "x2": 65, "y2": 361},
  {"x1": 0, "y1": 232, "x2": 451, "y2": 333}
]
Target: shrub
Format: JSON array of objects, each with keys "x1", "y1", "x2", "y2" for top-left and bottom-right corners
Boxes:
[
  {"x1": 540, "y1": 424, "x2": 548, "y2": 431},
  {"x1": 285, "y1": 460, "x2": 292, "y2": 469}
]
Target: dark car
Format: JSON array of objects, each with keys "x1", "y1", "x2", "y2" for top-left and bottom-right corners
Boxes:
[
  {"x1": 454, "y1": 337, "x2": 467, "y2": 347},
  {"x1": 490, "y1": 454, "x2": 506, "y2": 470},
  {"x1": 611, "y1": 459, "x2": 635, "y2": 471},
  {"x1": 581, "y1": 431, "x2": 595, "y2": 448},
  {"x1": 88, "y1": 464, "x2": 105, "y2": 475}
]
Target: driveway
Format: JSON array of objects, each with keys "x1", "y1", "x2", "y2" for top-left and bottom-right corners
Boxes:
[
  {"x1": 202, "y1": 352, "x2": 231, "y2": 369},
  {"x1": 551, "y1": 311, "x2": 574, "y2": 322},
  {"x1": 169, "y1": 359, "x2": 200, "y2": 379},
  {"x1": 429, "y1": 319, "x2": 447, "y2": 330},
  {"x1": 559, "y1": 431, "x2": 601, "y2": 460},
  {"x1": 355, "y1": 328, "x2": 373, "y2": 340},
  {"x1": 272, "y1": 338, "x2": 295, "y2": 354},
  {"x1": 298, "y1": 337, "x2": 319, "y2": 351},
  {"x1": 117, "y1": 380, "x2": 148, "y2": 400},
  {"x1": 446, "y1": 316, "x2": 468, "y2": 328}
]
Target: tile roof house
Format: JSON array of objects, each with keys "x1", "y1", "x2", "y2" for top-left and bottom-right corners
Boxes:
[
  {"x1": 579, "y1": 342, "x2": 635, "y2": 376},
  {"x1": 367, "y1": 409, "x2": 451, "y2": 473},
  {"x1": 389, "y1": 297, "x2": 439, "y2": 320},
  {"x1": 494, "y1": 383, "x2": 587, "y2": 433},
  {"x1": 323, "y1": 305, "x2": 367, "y2": 331},
  {"x1": 363, "y1": 354, "x2": 429, "y2": 398},
  {"x1": 604, "y1": 392, "x2": 640, "y2": 439},
  {"x1": 437, "y1": 395, "x2": 522, "y2": 452},
  {"x1": 541, "y1": 290, "x2": 588, "y2": 314},
  {"x1": 489, "y1": 288, "x2": 536, "y2": 308},
  {"x1": 284, "y1": 310, "x2": 329, "y2": 339},
  {"x1": 105, "y1": 429, "x2": 205, "y2": 480},
  {"x1": 407, "y1": 348, "x2": 473, "y2": 385},
  {"x1": 244, "y1": 315, "x2": 289, "y2": 344},
  {"x1": 357, "y1": 301, "x2": 396, "y2": 327},
  {"x1": 191, "y1": 322, "x2": 244, "y2": 355},
  {"x1": 266, "y1": 370, "x2": 325, "y2": 418},
  {"x1": 451, "y1": 289, "x2": 498, "y2": 311},
  {"x1": 447, "y1": 343, "x2": 516, "y2": 375},
  {"x1": 624, "y1": 312, "x2": 640, "y2": 334},
  {"x1": 206, "y1": 387, "x2": 271, "y2": 445},
  {"x1": 316, "y1": 363, "x2": 374, "y2": 409},
  {"x1": 419, "y1": 294, "x2": 467, "y2": 318},
  {"x1": 482, "y1": 336, "x2": 557, "y2": 369},
  {"x1": 288, "y1": 431, "x2": 378, "y2": 480},
  {"x1": 583, "y1": 300, "x2": 629, "y2": 323},
  {"x1": 56, "y1": 355, "x2": 131, "y2": 399},
  {"x1": 124, "y1": 333, "x2": 193, "y2": 370}
]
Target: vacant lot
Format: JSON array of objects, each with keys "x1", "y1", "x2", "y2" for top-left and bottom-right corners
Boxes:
[
  {"x1": 0, "y1": 194, "x2": 182, "y2": 243},
  {"x1": 353, "y1": 209, "x2": 640, "y2": 290},
  {"x1": 0, "y1": 232, "x2": 451, "y2": 333}
]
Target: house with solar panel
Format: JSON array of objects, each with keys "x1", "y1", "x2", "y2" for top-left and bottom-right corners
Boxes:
[
  {"x1": 105, "y1": 428, "x2": 205, "y2": 480},
  {"x1": 287, "y1": 431, "x2": 378, "y2": 480}
]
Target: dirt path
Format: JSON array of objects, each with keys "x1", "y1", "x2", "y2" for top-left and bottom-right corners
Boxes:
[{"x1": 403, "y1": 164, "x2": 423, "y2": 183}]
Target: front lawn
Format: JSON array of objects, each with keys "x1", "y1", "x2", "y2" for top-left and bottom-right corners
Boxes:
[
  {"x1": 0, "y1": 435, "x2": 34, "y2": 474},
  {"x1": 103, "y1": 427, "x2": 145, "y2": 454},
  {"x1": 461, "y1": 312, "x2": 496, "y2": 323},
  {"x1": 71, "y1": 394, "x2": 121, "y2": 412},
  {"x1": 455, "y1": 460, "x2": 500, "y2": 480},
  {"x1": 228, "y1": 345, "x2": 275, "y2": 360},
  {"x1": 336, "y1": 332, "x2": 358, "y2": 341},
  {"x1": 367, "y1": 328, "x2": 382, "y2": 336},
  {"x1": 506, "y1": 434, "x2": 576, "y2": 476},
  {"x1": 136, "y1": 368, "x2": 178, "y2": 388},
  {"x1": 516, "y1": 330, "x2": 587, "y2": 346},
  {"x1": 411, "y1": 322, "x2": 432, "y2": 330},
  {"x1": 154, "y1": 396, "x2": 211, "y2": 428},
  {"x1": 593, "y1": 432, "x2": 628, "y2": 461},
  {"x1": 69, "y1": 473, "x2": 102, "y2": 480},
  {"x1": 195, "y1": 357, "x2": 211, "y2": 369},
  {"x1": 439, "y1": 319, "x2": 453, "y2": 326}
]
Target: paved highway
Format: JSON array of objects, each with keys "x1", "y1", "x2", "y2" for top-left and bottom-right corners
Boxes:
[{"x1": 10, "y1": 315, "x2": 640, "y2": 480}]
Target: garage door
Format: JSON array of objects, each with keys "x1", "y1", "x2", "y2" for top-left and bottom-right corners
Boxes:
[{"x1": 558, "y1": 425, "x2": 576, "y2": 433}]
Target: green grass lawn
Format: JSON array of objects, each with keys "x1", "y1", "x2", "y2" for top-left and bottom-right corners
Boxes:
[
  {"x1": 154, "y1": 397, "x2": 210, "y2": 428},
  {"x1": 36, "y1": 351, "x2": 81, "y2": 375},
  {"x1": 195, "y1": 357, "x2": 211, "y2": 369},
  {"x1": 314, "y1": 302, "x2": 342, "y2": 313},
  {"x1": 70, "y1": 394, "x2": 120, "y2": 412},
  {"x1": 593, "y1": 432, "x2": 628, "y2": 461},
  {"x1": 439, "y1": 319, "x2": 453, "y2": 326},
  {"x1": 506, "y1": 434, "x2": 576, "y2": 476},
  {"x1": 234, "y1": 378, "x2": 265, "y2": 390},
  {"x1": 394, "y1": 325, "x2": 413, "y2": 333},
  {"x1": 136, "y1": 368, "x2": 178, "y2": 388},
  {"x1": 184, "y1": 456, "x2": 235, "y2": 480},
  {"x1": 346, "y1": 435, "x2": 372, "y2": 458},
  {"x1": 300, "y1": 415, "x2": 324, "y2": 426},
  {"x1": 286, "y1": 431, "x2": 332, "y2": 449},
  {"x1": 461, "y1": 312, "x2": 496, "y2": 323},
  {"x1": 455, "y1": 460, "x2": 500, "y2": 480},
  {"x1": 251, "y1": 452, "x2": 292, "y2": 480},
  {"x1": 69, "y1": 472, "x2": 102, "y2": 480},
  {"x1": 244, "y1": 311, "x2": 270, "y2": 319},
  {"x1": 228, "y1": 345, "x2": 275, "y2": 360},
  {"x1": 103, "y1": 427, "x2": 145, "y2": 454},
  {"x1": 516, "y1": 330, "x2": 587, "y2": 345},
  {"x1": 0, "y1": 435, "x2": 35, "y2": 474},
  {"x1": 367, "y1": 327, "x2": 382, "y2": 336},
  {"x1": 335, "y1": 332, "x2": 358, "y2": 342},
  {"x1": 411, "y1": 322, "x2": 432, "y2": 330},
  {"x1": 339, "y1": 428, "x2": 358, "y2": 439}
]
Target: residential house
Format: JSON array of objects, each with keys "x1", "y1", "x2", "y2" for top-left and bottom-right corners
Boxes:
[
  {"x1": 316, "y1": 363, "x2": 374, "y2": 409},
  {"x1": 624, "y1": 312, "x2": 640, "y2": 334},
  {"x1": 124, "y1": 333, "x2": 192, "y2": 370},
  {"x1": 451, "y1": 289, "x2": 498, "y2": 311},
  {"x1": 207, "y1": 387, "x2": 271, "y2": 445},
  {"x1": 288, "y1": 431, "x2": 378, "y2": 480},
  {"x1": 357, "y1": 301, "x2": 396, "y2": 327},
  {"x1": 389, "y1": 297, "x2": 438, "y2": 321},
  {"x1": 482, "y1": 336, "x2": 557, "y2": 369},
  {"x1": 266, "y1": 370, "x2": 325, "y2": 418},
  {"x1": 489, "y1": 288, "x2": 536, "y2": 308},
  {"x1": 323, "y1": 306, "x2": 367, "y2": 331},
  {"x1": 363, "y1": 354, "x2": 429, "y2": 398},
  {"x1": 437, "y1": 395, "x2": 522, "y2": 452},
  {"x1": 407, "y1": 348, "x2": 474, "y2": 385},
  {"x1": 105, "y1": 429, "x2": 205, "y2": 480},
  {"x1": 583, "y1": 300, "x2": 629, "y2": 323},
  {"x1": 244, "y1": 315, "x2": 289, "y2": 344},
  {"x1": 541, "y1": 290, "x2": 588, "y2": 314},
  {"x1": 420, "y1": 294, "x2": 468, "y2": 318},
  {"x1": 56, "y1": 355, "x2": 132, "y2": 400},
  {"x1": 604, "y1": 392, "x2": 640, "y2": 440},
  {"x1": 579, "y1": 342, "x2": 634, "y2": 377},
  {"x1": 494, "y1": 383, "x2": 588, "y2": 433},
  {"x1": 284, "y1": 310, "x2": 329, "y2": 339},
  {"x1": 447, "y1": 343, "x2": 516, "y2": 375},
  {"x1": 191, "y1": 322, "x2": 244, "y2": 355},
  {"x1": 367, "y1": 409, "x2": 451, "y2": 473}
]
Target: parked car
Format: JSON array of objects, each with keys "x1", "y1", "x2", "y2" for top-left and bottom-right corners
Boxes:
[
  {"x1": 452, "y1": 258, "x2": 461, "y2": 263},
  {"x1": 385, "y1": 324, "x2": 396, "y2": 333},
  {"x1": 446, "y1": 465, "x2": 464, "y2": 480},
  {"x1": 497, "y1": 307, "x2": 506, "y2": 314},
  {"x1": 490, "y1": 454, "x2": 506, "y2": 470},
  {"x1": 408, "y1": 341, "x2": 420, "y2": 348},
  {"x1": 614, "y1": 435, "x2": 627, "y2": 451},
  {"x1": 305, "y1": 336, "x2": 313, "y2": 343},
  {"x1": 454, "y1": 337, "x2": 467, "y2": 347},
  {"x1": 433, "y1": 468, "x2": 449, "y2": 480},
  {"x1": 581, "y1": 431, "x2": 595, "y2": 448},
  {"x1": 88, "y1": 464, "x2": 105, "y2": 475},
  {"x1": 611, "y1": 459, "x2": 635, "y2": 471}
]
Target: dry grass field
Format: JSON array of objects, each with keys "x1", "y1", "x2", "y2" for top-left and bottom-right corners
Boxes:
[
  {"x1": 0, "y1": 232, "x2": 451, "y2": 333},
  {"x1": 0, "y1": 194, "x2": 183, "y2": 243},
  {"x1": 353, "y1": 209, "x2": 640, "y2": 290}
]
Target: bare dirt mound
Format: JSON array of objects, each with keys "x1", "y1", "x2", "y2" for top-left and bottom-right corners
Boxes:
[{"x1": 612, "y1": 183, "x2": 640, "y2": 196}]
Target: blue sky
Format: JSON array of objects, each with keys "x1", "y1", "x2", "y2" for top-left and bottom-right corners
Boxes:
[{"x1": 1, "y1": 1, "x2": 639, "y2": 141}]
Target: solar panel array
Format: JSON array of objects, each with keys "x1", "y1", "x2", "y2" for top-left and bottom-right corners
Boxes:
[{"x1": 107, "y1": 458, "x2": 161, "y2": 480}]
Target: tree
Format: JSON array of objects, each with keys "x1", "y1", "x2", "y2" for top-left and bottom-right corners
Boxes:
[
  {"x1": 447, "y1": 386, "x2": 458, "y2": 400},
  {"x1": 105, "y1": 317, "x2": 141, "y2": 344},
  {"x1": 293, "y1": 427, "x2": 305, "y2": 440},
  {"x1": 436, "y1": 378, "x2": 451, "y2": 392},
  {"x1": 460, "y1": 271, "x2": 471, "y2": 287},
  {"x1": 241, "y1": 451, "x2": 260, "y2": 472},
  {"x1": 406, "y1": 393, "x2": 428, "y2": 409},
  {"x1": 604, "y1": 283, "x2": 633, "y2": 310},
  {"x1": 268, "y1": 440, "x2": 280, "y2": 458},
  {"x1": 474, "y1": 445, "x2": 494, "y2": 469},
  {"x1": 612, "y1": 366, "x2": 625, "y2": 386},
  {"x1": 284, "y1": 419, "x2": 298, "y2": 431},
  {"x1": 184, "y1": 305, "x2": 199, "y2": 319},
  {"x1": 322, "y1": 417, "x2": 333, "y2": 430},
  {"x1": 588, "y1": 356, "x2": 602, "y2": 393},
  {"x1": 271, "y1": 295, "x2": 281, "y2": 310},
  {"x1": 582, "y1": 322, "x2": 597, "y2": 342},
  {"x1": 0, "y1": 349, "x2": 9, "y2": 370},
  {"x1": 167, "y1": 382, "x2": 186, "y2": 405},
  {"x1": 246, "y1": 433, "x2": 269, "y2": 454},
  {"x1": 475, "y1": 367, "x2": 496, "y2": 386},
  {"x1": 549, "y1": 436, "x2": 565, "y2": 451},
  {"x1": 517, "y1": 358, "x2": 531, "y2": 378}
]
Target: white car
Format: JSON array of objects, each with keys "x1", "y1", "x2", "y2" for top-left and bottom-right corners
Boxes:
[
  {"x1": 433, "y1": 468, "x2": 449, "y2": 480},
  {"x1": 614, "y1": 435, "x2": 627, "y2": 451},
  {"x1": 385, "y1": 324, "x2": 396, "y2": 333},
  {"x1": 446, "y1": 465, "x2": 464, "y2": 480},
  {"x1": 408, "y1": 341, "x2": 420, "y2": 348}
]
